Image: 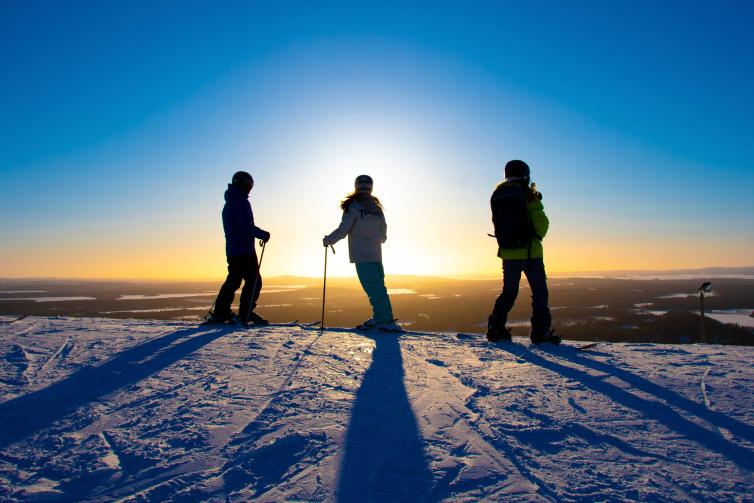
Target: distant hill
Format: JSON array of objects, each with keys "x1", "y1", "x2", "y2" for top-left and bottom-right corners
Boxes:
[{"x1": 548, "y1": 266, "x2": 754, "y2": 280}]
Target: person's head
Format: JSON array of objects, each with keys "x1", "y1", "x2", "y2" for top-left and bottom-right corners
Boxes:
[
  {"x1": 232, "y1": 171, "x2": 254, "y2": 194},
  {"x1": 504, "y1": 160, "x2": 530, "y2": 182},
  {"x1": 341, "y1": 175, "x2": 382, "y2": 211},
  {"x1": 354, "y1": 174, "x2": 373, "y2": 194}
]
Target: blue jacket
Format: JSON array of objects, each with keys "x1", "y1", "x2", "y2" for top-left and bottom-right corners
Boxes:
[{"x1": 223, "y1": 184, "x2": 268, "y2": 257}]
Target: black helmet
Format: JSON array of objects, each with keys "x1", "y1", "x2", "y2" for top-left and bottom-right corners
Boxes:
[
  {"x1": 504, "y1": 160, "x2": 530, "y2": 181},
  {"x1": 232, "y1": 171, "x2": 253, "y2": 187},
  {"x1": 354, "y1": 174, "x2": 374, "y2": 193}
]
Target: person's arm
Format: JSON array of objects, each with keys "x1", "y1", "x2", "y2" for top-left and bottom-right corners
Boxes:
[
  {"x1": 250, "y1": 222, "x2": 270, "y2": 242},
  {"x1": 246, "y1": 203, "x2": 270, "y2": 242},
  {"x1": 380, "y1": 214, "x2": 387, "y2": 244},
  {"x1": 323, "y1": 208, "x2": 357, "y2": 246},
  {"x1": 529, "y1": 200, "x2": 549, "y2": 239}
]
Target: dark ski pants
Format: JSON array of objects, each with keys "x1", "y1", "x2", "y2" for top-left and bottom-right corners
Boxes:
[
  {"x1": 491, "y1": 258, "x2": 551, "y2": 336},
  {"x1": 213, "y1": 254, "x2": 262, "y2": 322}
]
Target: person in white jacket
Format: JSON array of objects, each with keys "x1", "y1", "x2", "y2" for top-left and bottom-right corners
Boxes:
[{"x1": 323, "y1": 175, "x2": 400, "y2": 331}]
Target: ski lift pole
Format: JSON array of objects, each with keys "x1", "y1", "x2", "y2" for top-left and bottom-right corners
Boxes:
[
  {"x1": 700, "y1": 289, "x2": 705, "y2": 343},
  {"x1": 321, "y1": 243, "x2": 335, "y2": 330},
  {"x1": 245, "y1": 239, "x2": 267, "y2": 323}
]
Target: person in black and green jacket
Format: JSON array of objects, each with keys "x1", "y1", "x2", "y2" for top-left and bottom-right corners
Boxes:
[{"x1": 488, "y1": 160, "x2": 560, "y2": 344}]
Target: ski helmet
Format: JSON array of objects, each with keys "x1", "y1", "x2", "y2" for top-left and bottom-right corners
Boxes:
[
  {"x1": 354, "y1": 174, "x2": 373, "y2": 193},
  {"x1": 504, "y1": 160, "x2": 530, "y2": 181},
  {"x1": 232, "y1": 171, "x2": 254, "y2": 188}
]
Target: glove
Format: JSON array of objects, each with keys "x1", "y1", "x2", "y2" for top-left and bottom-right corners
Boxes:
[
  {"x1": 322, "y1": 236, "x2": 333, "y2": 247},
  {"x1": 260, "y1": 230, "x2": 271, "y2": 243}
]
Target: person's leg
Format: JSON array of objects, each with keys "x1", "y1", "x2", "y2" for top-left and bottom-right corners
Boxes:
[
  {"x1": 355, "y1": 263, "x2": 374, "y2": 322},
  {"x1": 213, "y1": 256, "x2": 244, "y2": 319},
  {"x1": 248, "y1": 269, "x2": 268, "y2": 324},
  {"x1": 491, "y1": 259, "x2": 524, "y2": 328},
  {"x1": 238, "y1": 254, "x2": 259, "y2": 323},
  {"x1": 524, "y1": 258, "x2": 552, "y2": 339},
  {"x1": 356, "y1": 262, "x2": 394, "y2": 323},
  {"x1": 373, "y1": 263, "x2": 394, "y2": 322}
]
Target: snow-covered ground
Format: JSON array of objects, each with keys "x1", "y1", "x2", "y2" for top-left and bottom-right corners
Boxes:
[{"x1": 1, "y1": 317, "x2": 753, "y2": 502}]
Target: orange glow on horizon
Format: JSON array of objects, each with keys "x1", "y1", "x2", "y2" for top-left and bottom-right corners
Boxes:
[{"x1": 1, "y1": 231, "x2": 751, "y2": 281}]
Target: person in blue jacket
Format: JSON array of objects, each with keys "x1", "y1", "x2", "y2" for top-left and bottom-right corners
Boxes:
[{"x1": 209, "y1": 171, "x2": 270, "y2": 325}]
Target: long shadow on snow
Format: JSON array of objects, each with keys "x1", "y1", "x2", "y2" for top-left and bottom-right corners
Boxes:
[
  {"x1": 0, "y1": 324, "x2": 227, "y2": 450},
  {"x1": 337, "y1": 333, "x2": 434, "y2": 502},
  {"x1": 497, "y1": 345, "x2": 754, "y2": 471},
  {"x1": 561, "y1": 348, "x2": 754, "y2": 445}
]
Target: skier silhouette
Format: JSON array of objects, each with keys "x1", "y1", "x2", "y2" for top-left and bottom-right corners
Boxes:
[
  {"x1": 209, "y1": 171, "x2": 270, "y2": 326},
  {"x1": 488, "y1": 160, "x2": 559, "y2": 344},
  {"x1": 323, "y1": 175, "x2": 401, "y2": 332}
]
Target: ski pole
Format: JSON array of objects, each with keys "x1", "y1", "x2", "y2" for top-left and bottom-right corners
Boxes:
[
  {"x1": 245, "y1": 239, "x2": 267, "y2": 323},
  {"x1": 320, "y1": 243, "x2": 335, "y2": 330}
]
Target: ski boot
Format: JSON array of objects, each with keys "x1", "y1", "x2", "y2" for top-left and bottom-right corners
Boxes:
[
  {"x1": 205, "y1": 311, "x2": 240, "y2": 325},
  {"x1": 530, "y1": 329, "x2": 561, "y2": 345},
  {"x1": 355, "y1": 319, "x2": 378, "y2": 330},
  {"x1": 376, "y1": 320, "x2": 404, "y2": 333},
  {"x1": 246, "y1": 312, "x2": 269, "y2": 326},
  {"x1": 487, "y1": 315, "x2": 512, "y2": 342}
]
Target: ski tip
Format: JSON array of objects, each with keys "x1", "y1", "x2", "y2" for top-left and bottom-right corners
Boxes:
[
  {"x1": 576, "y1": 342, "x2": 600, "y2": 351},
  {"x1": 266, "y1": 320, "x2": 299, "y2": 327},
  {"x1": 1, "y1": 314, "x2": 27, "y2": 325}
]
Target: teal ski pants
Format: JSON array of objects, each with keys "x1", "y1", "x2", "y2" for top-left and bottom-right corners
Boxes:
[{"x1": 355, "y1": 262, "x2": 394, "y2": 323}]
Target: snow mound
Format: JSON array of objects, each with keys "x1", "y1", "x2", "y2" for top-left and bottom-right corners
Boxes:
[{"x1": 1, "y1": 317, "x2": 752, "y2": 501}]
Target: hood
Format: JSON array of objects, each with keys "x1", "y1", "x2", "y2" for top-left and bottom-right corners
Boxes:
[
  {"x1": 496, "y1": 178, "x2": 527, "y2": 190},
  {"x1": 224, "y1": 184, "x2": 249, "y2": 202},
  {"x1": 353, "y1": 193, "x2": 382, "y2": 214}
]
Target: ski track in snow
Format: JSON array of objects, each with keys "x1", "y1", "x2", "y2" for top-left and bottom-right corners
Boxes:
[
  {"x1": 39, "y1": 337, "x2": 74, "y2": 371},
  {"x1": 0, "y1": 317, "x2": 752, "y2": 502}
]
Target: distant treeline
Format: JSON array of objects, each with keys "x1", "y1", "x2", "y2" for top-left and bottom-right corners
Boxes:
[{"x1": 560, "y1": 311, "x2": 753, "y2": 346}]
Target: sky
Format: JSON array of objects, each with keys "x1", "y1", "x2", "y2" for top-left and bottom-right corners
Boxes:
[{"x1": 1, "y1": 1, "x2": 753, "y2": 279}]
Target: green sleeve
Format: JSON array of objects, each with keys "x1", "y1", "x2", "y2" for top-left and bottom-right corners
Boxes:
[{"x1": 529, "y1": 200, "x2": 549, "y2": 239}]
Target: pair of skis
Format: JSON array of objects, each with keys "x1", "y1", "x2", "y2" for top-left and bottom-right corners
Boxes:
[
  {"x1": 482, "y1": 337, "x2": 600, "y2": 352},
  {"x1": 201, "y1": 318, "x2": 301, "y2": 328},
  {"x1": 300, "y1": 320, "x2": 406, "y2": 333},
  {"x1": 456, "y1": 332, "x2": 600, "y2": 351}
]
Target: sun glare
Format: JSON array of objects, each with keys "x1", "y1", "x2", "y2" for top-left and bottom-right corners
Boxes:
[{"x1": 265, "y1": 120, "x2": 449, "y2": 278}]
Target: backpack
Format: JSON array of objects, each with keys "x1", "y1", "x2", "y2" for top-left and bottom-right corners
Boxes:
[{"x1": 490, "y1": 183, "x2": 532, "y2": 249}]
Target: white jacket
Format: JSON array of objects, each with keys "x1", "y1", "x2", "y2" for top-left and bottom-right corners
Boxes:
[{"x1": 325, "y1": 201, "x2": 387, "y2": 263}]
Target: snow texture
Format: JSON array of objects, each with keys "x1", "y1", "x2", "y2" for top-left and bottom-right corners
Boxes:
[{"x1": 1, "y1": 316, "x2": 753, "y2": 502}]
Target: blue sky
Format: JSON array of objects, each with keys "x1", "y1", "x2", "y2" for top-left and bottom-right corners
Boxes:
[{"x1": 1, "y1": 1, "x2": 752, "y2": 278}]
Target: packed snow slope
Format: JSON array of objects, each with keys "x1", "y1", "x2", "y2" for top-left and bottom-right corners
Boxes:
[{"x1": 0, "y1": 317, "x2": 753, "y2": 502}]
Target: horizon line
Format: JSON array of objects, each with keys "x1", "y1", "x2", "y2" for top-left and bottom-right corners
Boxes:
[{"x1": 1, "y1": 265, "x2": 752, "y2": 283}]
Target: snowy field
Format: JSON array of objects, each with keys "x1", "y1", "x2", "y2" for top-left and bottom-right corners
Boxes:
[{"x1": 1, "y1": 317, "x2": 753, "y2": 502}]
